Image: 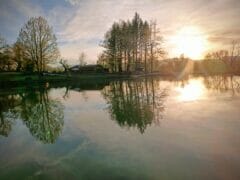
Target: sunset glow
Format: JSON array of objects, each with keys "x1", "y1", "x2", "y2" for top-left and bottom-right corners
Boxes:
[
  {"x1": 1, "y1": 0, "x2": 239, "y2": 63},
  {"x1": 171, "y1": 26, "x2": 208, "y2": 60}
]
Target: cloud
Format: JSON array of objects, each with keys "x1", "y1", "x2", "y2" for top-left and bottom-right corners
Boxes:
[
  {"x1": 1, "y1": 0, "x2": 240, "y2": 62},
  {"x1": 57, "y1": 0, "x2": 184, "y2": 61},
  {"x1": 0, "y1": 0, "x2": 44, "y2": 43},
  {"x1": 57, "y1": 0, "x2": 240, "y2": 60},
  {"x1": 65, "y1": 0, "x2": 82, "y2": 6}
]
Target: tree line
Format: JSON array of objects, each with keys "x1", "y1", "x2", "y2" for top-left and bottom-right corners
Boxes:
[
  {"x1": 1, "y1": 13, "x2": 239, "y2": 76},
  {"x1": 0, "y1": 17, "x2": 59, "y2": 74},
  {"x1": 97, "y1": 13, "x2": 164, "y2": 73}
]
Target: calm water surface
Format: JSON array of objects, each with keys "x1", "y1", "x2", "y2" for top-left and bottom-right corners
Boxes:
[{"x1": 0, "y1": 76, "x2": 240, "y2": 180}]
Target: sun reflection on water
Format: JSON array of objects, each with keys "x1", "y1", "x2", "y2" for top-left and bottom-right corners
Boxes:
[{"x1": 177, "y1": 79, "x2": 205, "y2": 102}]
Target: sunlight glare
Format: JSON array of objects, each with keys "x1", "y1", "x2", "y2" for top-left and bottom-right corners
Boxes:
[
  {"x1": 177, "y1": 79, "x2": 205, "y2": 102},
  {"x1": 171, "y1": 26, "x2": 208, "y2": 60}
]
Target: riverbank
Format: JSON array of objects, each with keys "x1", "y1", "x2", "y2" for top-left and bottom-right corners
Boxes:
[
  {"x1": 0, "y1": 72, "x2": 131, "y2": 88},
  {"x1": 1, "y1": 71, "x2": 239, "y2": 88}
]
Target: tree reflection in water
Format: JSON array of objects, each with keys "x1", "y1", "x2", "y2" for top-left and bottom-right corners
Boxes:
[
  {"x1": 0, "y1": 94, "x2": 20, "y2": 136},
  {"x1": 203, "y1": 75, "x2": 240, "y2": 95},
  {"x1": 0, "y1": 87, "x2": 64, "y2": 143},
  {"x1": 1, "y1": 76, "x2": 239, "y2": 141},
  {"x1": 102, "y1": 78, "x2": 168, "y2": 133}
]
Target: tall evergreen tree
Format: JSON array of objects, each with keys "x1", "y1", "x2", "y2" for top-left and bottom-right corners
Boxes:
[{"x1": 99, "y1": 13, "x2": 163, "y2": 73}]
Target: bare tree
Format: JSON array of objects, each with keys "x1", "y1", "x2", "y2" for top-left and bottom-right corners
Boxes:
[
  {"x1": 204, "y1": 41, "x2": 240, "y2": 73},
  {"x1": 59, "y1": 59, "x2": 69, "y2": 73},
  {"x1": 229, "y1": 41, "x2": 240, "y2": 70},
  {"x1": 79, "y1": 52, "x2": 87, "y2": 66},
  {"x1": 17, "y1": 16, "x2": 59, "y2": 74}
]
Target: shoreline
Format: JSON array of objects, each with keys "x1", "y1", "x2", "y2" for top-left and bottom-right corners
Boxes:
[{"x1": 0, "y1": 72, "x2": 239, "y2": 89}]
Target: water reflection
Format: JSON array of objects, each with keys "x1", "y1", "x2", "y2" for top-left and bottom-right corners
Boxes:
[
  {"x1": 1, "y1": 75, "x2": 240, "y2": 142},
  {"x1": 21, "y1": 90, "x2": 64, "y2": 143},
  {"x1": 203, "y1": 75, "x2": 240, "y2": 95},
  {"x1": 102, "y1": 78, "x2": 168, "y2": 133},
  {"x1": 177, "y1": 79, "x2": 205, "y2": 101},
  {"x1": 0, "y1": 111, "x2": 15, "y2": 137},
  {"x1": 0, "y1": 87, "x2": 64, "y2": 143},
  {"x1": 0, "y1": 95, "x2": 20, "y2": 136},
  {"x1": 174, "y1": 75, "x2": 240, "y2": 102},
  {"x1": 0, "y1": 76, "x2": 240, "y2": 179}
]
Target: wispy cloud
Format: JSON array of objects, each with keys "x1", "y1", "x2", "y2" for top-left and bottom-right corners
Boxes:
[
  {"x1": 65, "y1": 0, "x2": 82, "y2": 6},
  {"x1": 0, "y1": 0, "x2": 43, "y2": 42},
  {"x1": 0, "y1": 0, "x2": 240, "y2": 63}
]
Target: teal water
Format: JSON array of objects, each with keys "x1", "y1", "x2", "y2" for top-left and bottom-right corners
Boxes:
[{"x1": 0, "y1": 76, "x2": 240, "y2": 180}]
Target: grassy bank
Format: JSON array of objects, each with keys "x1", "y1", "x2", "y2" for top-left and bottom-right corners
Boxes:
[{"x1": 0, "y1": 72, "x2": 131, "y2": 88}]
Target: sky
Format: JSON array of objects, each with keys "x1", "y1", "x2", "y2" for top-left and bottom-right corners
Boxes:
[{"x1": 0, "y1": 0, "x2": 240, "y2": 64}]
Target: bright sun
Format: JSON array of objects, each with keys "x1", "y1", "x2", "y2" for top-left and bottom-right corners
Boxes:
[{"x1": 171, "y1": 26, "x2": 208, "y2": 60}]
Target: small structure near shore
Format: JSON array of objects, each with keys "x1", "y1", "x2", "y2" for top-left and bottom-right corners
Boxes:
[{"x1": 69, "y1": 64, "x2": 109, "y2": 73}]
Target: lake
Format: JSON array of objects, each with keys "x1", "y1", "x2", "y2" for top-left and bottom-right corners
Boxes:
[{"x1": 0, "y1": 75, "x2": 240, "y2": 180}]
